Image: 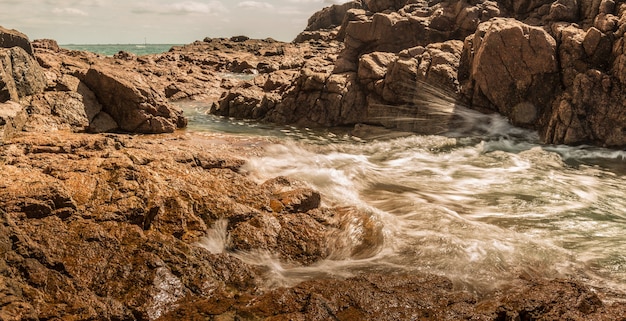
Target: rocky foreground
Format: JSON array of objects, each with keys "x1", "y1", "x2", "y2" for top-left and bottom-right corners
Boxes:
[{"x1": 2, "y1": 0, "x2": 626, "y2": 320}]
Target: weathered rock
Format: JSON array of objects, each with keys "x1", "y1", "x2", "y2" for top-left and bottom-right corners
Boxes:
[
  {"x1": 303, "y1": 1, "x2": 365, "y2": 32},
  {"x1": 31, "y1": 39, "x2": 60, "y2": 52},
  {"x1": 0, "y1": 47, "x2": 46, "y2": 102},
  {"x1": 82, "y1": 66, "x2": 187, "y2": 133},
  {"x1": 0, "y1": 26, "x2": 34, "y2": 56},
  {"x1": 88, "y1": 111, "x2": 119, "y2": 133},
  {"x1": 0, "y1": 131, "x2": 388, "y2": 319},
  {"x1": 23, "y1": 91, "x2": 90, "y2": 132},
  {"x1": 158, "y1": 273, "x2": 626, "y2": 321},
  {"x1": 0, "y1": 101, "x2": 26, "y2": 143},
  {"x1": 460, "y1": 18, "x2": 559, "y2": 127}
]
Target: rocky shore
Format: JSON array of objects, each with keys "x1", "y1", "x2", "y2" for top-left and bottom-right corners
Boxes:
[{"x1": 1, "y1": 0, "x2": 626, "y2": 320}]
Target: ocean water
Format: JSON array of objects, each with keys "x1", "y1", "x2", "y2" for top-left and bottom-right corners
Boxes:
[
  {"x1": 60, "y1": 44, "x2": 182, "y2": 56},
  {"x1": 180, "y1": 100, "x2": 626, "y2": 300}
]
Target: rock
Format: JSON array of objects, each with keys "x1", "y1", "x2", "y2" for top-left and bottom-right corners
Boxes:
[
  {"x1": 88, "y1": 111, "x2": 119, "y2": 133},
  {"x1": 159, "y1": 273, "x2": 626, "y2": 320},
  {"x1": 31, "y1": 39, "x2": 60, "y2": 52},
  {"x1": 0, "y1": 26, "x2": 34, "y2": 56},
  {"x1": 0, "y1": 101, "x2": 26, "y2": 143},
  {"x1": 113, "y1": 50, "x2": 136, "y2": 61},
  {"x1": 364, "y1": 0, "x2": 408, "y2": 13},
  {"x1": 303, "y1": 1, "x2": 365, "y2": 32},
  {"x1": 230, "y1": 35, "x2": 250, "y2": 42},
  {"x1": 0, "y1": 47, "x2": 46, "y2": 102},
  {"x1": 0, "y1": 131, "x2": 392, "y2": 319},
  {"x1": 23, "y1": 91, "x2": 90, "y2": 132},
  {"x1": 82, "y1": 65, "x2": 187, "y2": 133},
  {"x1": 460, "y1": 18, "x2": 559, "y2": 127}
]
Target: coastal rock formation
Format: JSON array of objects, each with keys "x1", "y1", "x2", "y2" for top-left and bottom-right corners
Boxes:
[
  {"x1": 0, "y1": 132, "x2": 381, "y2": 320},
  {"x1": 32, "y1": 42, "x2": 187, "y2": 134},
  {"x1": 83, "y1": 66, "x2": 186, "y2": 133},
  {"x1": 0, "y1": 26, "x2": 34, "y2": 56},
  {"x1": 1, "y1": 131, "x2": 625, "y2": 320},
  {"x1": 213, "y1": 0, "x2": 626, "y2": 147},
  {"x1": 0, "y1": 47, "x2": 46, "y2": 103},
  {"x1": 460, "y1": 17, "x2": 560, "y2": 127}
]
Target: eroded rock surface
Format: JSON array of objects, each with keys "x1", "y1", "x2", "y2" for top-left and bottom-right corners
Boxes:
[
  {"x1": 0, "y1": 132, "x2": 382, "y2": 320},
  {"x1": 213, "y1": 0, "x2": 626, "y2": 147}
]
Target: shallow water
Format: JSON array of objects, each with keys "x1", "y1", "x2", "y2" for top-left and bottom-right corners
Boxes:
[{"x1": 183, "y1": 102, "x2": 626, "y2": 297}]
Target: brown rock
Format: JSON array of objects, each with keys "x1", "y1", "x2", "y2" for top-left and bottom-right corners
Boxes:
[
  {"x1": 31, "y1": 39, "x2": 60, "y2": 52},
  {"x1": 83, "y1": 66, "x2": 187, "y2": 133},
  {"x1": 0, "y1": 47, "x2": 46, "y2": 102},
  {"x1": 0, "y1": 26, "x2": 34, "y2": 56},
  {"x1": 0, "y1": 101, "x2": 26, "y2": 143},
  {"x1": 460, "y1": 18, "x2": 559, "y2": 127}
]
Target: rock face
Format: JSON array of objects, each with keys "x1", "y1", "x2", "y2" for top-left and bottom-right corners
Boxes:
[
  {"x1": 212, "y1": 0, "x2": 626, "y2": 147},
  {"x1": 2, "y1": 131, "x2": 625, "y2": 320},
  {"x1": 0, "y1": 47, "x2": 46, "y2": 103},
  {"x1": 460, "y1": 18, "x2": 560, "y2": 127},
  {"x1": 0, "y1": 132, "x2": 382, "y2": 320},
  {"x1": 0, "y1": 26, "x2": 34, "y2": 56},
  {"x1": 83, "y1": 66, "x2": 186, "y2": 133}
]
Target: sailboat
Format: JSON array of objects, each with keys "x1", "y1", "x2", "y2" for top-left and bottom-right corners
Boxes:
[{"x1": 136, "y1": 37, "x2": 147, "y2": 48}]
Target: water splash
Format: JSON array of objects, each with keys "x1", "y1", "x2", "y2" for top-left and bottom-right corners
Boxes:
[{"x1": 188, "y1": 81, "x2": 626, "y2": 297}]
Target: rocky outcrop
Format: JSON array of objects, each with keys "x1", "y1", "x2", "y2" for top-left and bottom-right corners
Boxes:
[
  {"x1": 212, "y1": 0, "x2": 626, "y2": 147},
  {"x1": 160, "y1": 273, "x2": 626, "y2": 320},
  {"x1": 460, "y1": 18, "x2": 560, "y2": 127},
  {"x1": 82, "y1": 66, "x2": 186, "y2": 133},
  {"x1": 0, "y1": 47, "x2": 46, "y2": 103},
  {"x1": 0, "y1": 131, "x2": 383, "y2": 320},
  {"x1": 1, "y1": 131, "x2": 625, "y2": 321},
  {"x1": 0, "y1": 26, "x2": 34, "y2": 56}
]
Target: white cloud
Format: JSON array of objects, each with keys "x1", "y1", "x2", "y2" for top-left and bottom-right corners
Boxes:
[
  {"x1": 237, "y1": 1, "x2": 274, "y2": 9},
  {"x1": 52, "y1": 7, "x2": 88, "y2": 16},
  {"x1": 133, "y1": 1, "x2": 227, "y2": 15}
]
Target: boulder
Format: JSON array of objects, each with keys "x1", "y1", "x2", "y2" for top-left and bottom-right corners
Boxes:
[
  {"x1": 460, "y1": 18, "x2": 559, "y2": 127},
  {"x1": 23, "y1": 91, "x2": 90, "y2": 132},
  {"x1": 0, "y1": 47, "x2": 46, "y2": 102},
  {"x1": 0, "y1": 26, "x2": 34, "y2": 56},
  {"x1": 82, "y1": 65, "x2": 187, "y2": 133},
  {"x1": 32, "y1": 39, "x2": 60, "y2": 52},
  {"x1": 303, "y1": 1, "x2": 365, "y2": 32}
]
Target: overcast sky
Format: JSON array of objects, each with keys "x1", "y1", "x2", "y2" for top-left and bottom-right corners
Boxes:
[{"x1": 0, "y1": 0, "x2": 349, "y2": 44}]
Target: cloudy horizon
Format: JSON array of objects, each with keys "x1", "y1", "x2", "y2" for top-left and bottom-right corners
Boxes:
[{"x1": 0, "y1": 0, "x2": 350, "y2": 44}]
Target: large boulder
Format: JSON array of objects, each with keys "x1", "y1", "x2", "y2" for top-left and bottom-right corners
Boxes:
[
  {"x1": 82, "y1": 66, "x2": 187, "y2": 133},
  {"x1": 0, "y1": 26, "x2": 34, "y2": 56},
  {"x1": 459, "y1": 18, "x2": 560, "y2": 127},
  {"x1": 0, "y1": 47, "x2": 46, "y2": 102}
]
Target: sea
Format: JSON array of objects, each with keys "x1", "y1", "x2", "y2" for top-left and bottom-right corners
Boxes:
[{"x1": 60, "y1": 44, "x2": 181, "y2": 56}]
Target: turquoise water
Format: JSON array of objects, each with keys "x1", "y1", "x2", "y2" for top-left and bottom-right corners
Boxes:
[{"x1": 60, "y1": 44, "x2": 182, "y2": 56}]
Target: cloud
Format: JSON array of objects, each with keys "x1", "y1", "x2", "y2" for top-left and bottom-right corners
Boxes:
[
  {"x1": 237, "y1": 1, "x2": 273, "y2": 9},
  {"x1": 52, "y1": 7, "x2": 88, "y2": 16},
  {"x1": 133, "y1": 1, "x2": 227, "y2": 15}
]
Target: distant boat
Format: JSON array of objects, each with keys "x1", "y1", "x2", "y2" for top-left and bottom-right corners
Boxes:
[{"x1": 136, "y1": 37, "x2": 147, "y2": 48}]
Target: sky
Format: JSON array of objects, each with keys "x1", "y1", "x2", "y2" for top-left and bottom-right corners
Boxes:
[{"x1": 0, "y1": 0, "x2": 350, "y2": 44}]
